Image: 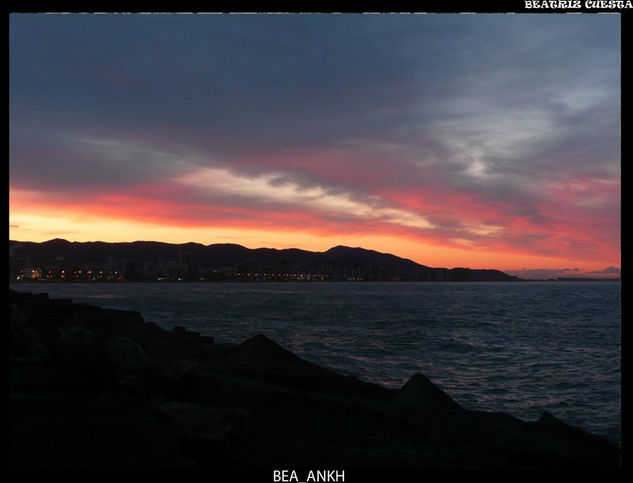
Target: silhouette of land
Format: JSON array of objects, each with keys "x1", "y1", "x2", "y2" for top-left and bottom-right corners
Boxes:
[
  {"x1": 10, "y1": 289, "x2": 620, "y2": 471},
  {"x1": 9, "y1": 239, "x2": 521, "y2": 282}
]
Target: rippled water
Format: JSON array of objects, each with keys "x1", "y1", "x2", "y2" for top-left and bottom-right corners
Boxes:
[{"x1": 12, "y1": 281, "x2": 621, "y2": 442}]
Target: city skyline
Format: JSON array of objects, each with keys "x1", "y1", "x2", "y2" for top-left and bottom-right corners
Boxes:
[{"x1": 9, "y1": 13, "x2": 621, "y2": 279}]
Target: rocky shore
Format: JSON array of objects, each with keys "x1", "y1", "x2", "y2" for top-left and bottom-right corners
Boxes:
[{"x1": 9, "y1": 288, "x2": 620, "y2": 472}]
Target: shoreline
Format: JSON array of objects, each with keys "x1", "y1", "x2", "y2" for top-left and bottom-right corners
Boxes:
[
  {"x1": 9, "y1": 288, "x2": 621, "y2": 471},
  {"x1": 10, "y1": 278, "x2": 621, "y2": 284}
]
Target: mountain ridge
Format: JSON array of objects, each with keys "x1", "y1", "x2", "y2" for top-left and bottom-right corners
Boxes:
[{"x1": 9, "y1": 238, "x2": 521, "y2": 282}]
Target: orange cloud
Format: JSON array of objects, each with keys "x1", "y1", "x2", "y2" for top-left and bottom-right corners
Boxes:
[{"x1": 10, "y1": 182, "x2": 619, "y2": 274}]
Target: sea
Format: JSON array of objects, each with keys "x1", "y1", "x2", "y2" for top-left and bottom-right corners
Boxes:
[{"x1": 11, "y1": 281, "x2": 621, "y2": 443}]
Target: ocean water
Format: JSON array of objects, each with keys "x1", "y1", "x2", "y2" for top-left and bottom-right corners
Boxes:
[{"x1": 11, "y1": 281, "x2": 621, "y2": 442}]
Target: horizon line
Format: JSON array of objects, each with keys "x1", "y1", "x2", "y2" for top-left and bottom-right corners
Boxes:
[{"x1": 9, "y1": 237, "x2": 621, "y2": 279}]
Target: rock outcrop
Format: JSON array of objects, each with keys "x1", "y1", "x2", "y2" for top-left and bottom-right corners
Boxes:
[
  {"x1": 395, "y1": 373, "x2": 463, "y2": 412},
  {"x1": 9, "y1": 288, "x2": 620, "y2": 471}
]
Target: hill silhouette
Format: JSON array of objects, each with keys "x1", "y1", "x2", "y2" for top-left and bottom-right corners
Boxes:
[{"x1": 9, "y1": 239, "x2": 521, "y2": 282}]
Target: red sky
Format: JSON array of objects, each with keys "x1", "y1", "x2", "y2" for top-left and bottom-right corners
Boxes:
[{"x1": 9, "y1": 14, "x2": 621, "y2": 279}]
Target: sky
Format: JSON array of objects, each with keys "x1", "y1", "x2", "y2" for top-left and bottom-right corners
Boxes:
[{"x1": 9, "y1": 13, "x2": 621, "y2": 278}]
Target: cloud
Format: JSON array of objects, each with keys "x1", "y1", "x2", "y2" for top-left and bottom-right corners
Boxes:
[
  {"x1": 587, "y1": 266, "x2": 621, "y2": 276},
  {"x1": 8, "y1": 14, "x2": 620, "y2": 268},
  {"x1": 505, "y1": 266, "x2": 620, "y2": 280},
  {"x1": 173, "y1": 166, "x2": 436, "y2": 229}
]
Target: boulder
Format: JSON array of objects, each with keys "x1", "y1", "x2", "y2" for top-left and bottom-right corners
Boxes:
[
  {"x1": 229, "y1": 333, "x2": 304, "y2": 365},
  {"x1": 144, "y1": 336, "x2": 207, "y2": 360},
  {"x1": 105, "y1": 336, "x2": 149, "y2": 375},
  {"x1": 536, "y1": 410, "x2": 573, "y2": 427},
  {"x1": 394, "y1": 373, "x2": 462, "y2": 412},
  {"x1": 155, "y1": 401, "x2": 249, "y2": 439},
  {"x1": 55, "y1": 326, "x2": 98, "y2": 364},
  {"x1": 12, "y1": 328, "x2": 47, "y2": 356},
  {"x1": 154, "y1": 402, "x2": 250, "y2": 469},
  {"x1": 532, "y1": 410, "x2": 618, "y2": 446},
  {"x1": 10, "y1": 303, "x2": 29, "y2": 335}
]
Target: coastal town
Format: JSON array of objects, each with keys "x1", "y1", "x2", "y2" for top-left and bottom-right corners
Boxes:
[
  {"x1": 10, "y1": 241, "x2": 618, "y2": 283},
  {"x1": 10, "y1": 243, "x2": 376, "y2": 282}
]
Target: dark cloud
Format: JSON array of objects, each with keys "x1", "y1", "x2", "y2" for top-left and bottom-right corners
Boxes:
[
  {"x1": 504, "y1": 267, "x2": 619, "y2": 280},
  {"x1": 587, "y1": 266, "x2": 621, "y2": 275},
  {"x1": 9, "y1": 13, "x2": 620, "y2": 263},
  {"x1": 10, "y1": 14, "x2": 618, "y2": 161}
]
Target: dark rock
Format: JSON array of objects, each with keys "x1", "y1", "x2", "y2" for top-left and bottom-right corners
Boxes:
[
  {"x1": 532, "y1": 410, "x2": 620, "y2": 449},
  {"x1": 166, "y1": 325, "x2": 204, "y2": 345},
  {"x1": 76, "y1": 307, "x2": 144, "y2": 336},
  {"x1": 536, "y1": 410, "x2": 570, "y2": 427},
  {"x1": 154, "y1": 402, "x2": 250, "y2": 469},
  {"x1": 50, "y1": 297, "x2": 73, "y2": 305},
  {"x1": 394, "y1": 373, "x2": 463, "y2": 412},
  {"x1": 105, "y1": 335, "x2": 150, "y2": 375},
  {"x1": 12, "y1": 328, "x2": 48, "y2": 356},
  {"x1": 144, "y1": 336, "x2": 209, "y2": 360},
  {"x1": 10, "y1": 358, "x2": 79, "y2": 393},
  {"x1": 51, "y1": 326, "x2": 113, "y2": 390},
  {"x1": 230, "y1": 333, "x2": 305, "y2": 365},
  {"x1": 10, "y1": 303, "x2": 29, "y2": 334},
  {"x1": 227, "y1": 335, "x2": 406, "y2": 402},
  {"x1": 168, "y1": 358, "x2": 200, "y2": 375},
  {"x1": 33, "y1": 292, "x2": 50, "y2": 301},
  {"x1": 54, "y1": 326, "x2": 98, "y2": 364},
  {"x1": 118, "y1": 358, "x2": 203, "y2": 402},
  {"x1": 110, "y1": 363, "x2": 179, "y2": 402},
  {"x1": 10, "y1": 390, "x2": 198, "y2": 470},
  {"x1": 7, "y1": 289, "x2": 621, "y2": 470},
  {"x1": 148, "y1": 321, "x2": 166, "y2": 331},
  {"x1": 155, "y1": 401, "x2": 249, "y2": 439}
]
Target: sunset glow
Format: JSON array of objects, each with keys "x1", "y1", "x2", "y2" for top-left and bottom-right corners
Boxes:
[{"x1": 9, "y1": 13, "x2": 621, "y2": 279}]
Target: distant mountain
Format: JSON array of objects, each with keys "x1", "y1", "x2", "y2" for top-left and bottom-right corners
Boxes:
[{"x1": 9, "y1": 239, "x2": 521, "y2": 282}]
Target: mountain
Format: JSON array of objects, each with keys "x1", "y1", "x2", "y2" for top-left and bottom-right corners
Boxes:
[{"x1": 9, "y1": 239, "x2": 521, "y2": 282}]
